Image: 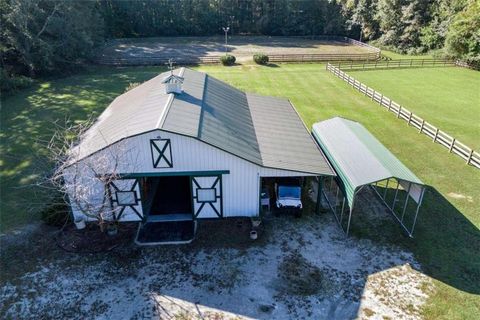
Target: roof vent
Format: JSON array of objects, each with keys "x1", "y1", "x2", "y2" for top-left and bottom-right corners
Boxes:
[
  {"x1": 162, "y1": 59, "x2": 184, "y2": 94},
  {"x1": 162, "y1": 74, "x2": 184, "y2": 94}
]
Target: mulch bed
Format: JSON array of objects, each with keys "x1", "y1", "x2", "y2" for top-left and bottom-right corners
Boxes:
[
  {"x1": 55, "y1": 223, "x2": 138, "y2": 253},
  {"x1": 191, "y1": 217, "x2": 267, "y2": 249}
]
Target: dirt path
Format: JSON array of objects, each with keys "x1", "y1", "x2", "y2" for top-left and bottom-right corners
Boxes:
[{"x1": 1, "y1": 210, "x2": 432, "y2": 319}]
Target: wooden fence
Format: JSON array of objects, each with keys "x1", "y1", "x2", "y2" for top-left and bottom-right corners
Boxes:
[
  {"x1": 95, "y1": 55, "x2": 222, "y2": 66},
  {"x1": 331, "y1": 58, "x2": 456, "y2": 70},
  {"x1": 326, "y1": 63, "x2": 480, "y2": 169},
  {"x1": 268, "y1": 52, "x2": 380, "y2": 63}
]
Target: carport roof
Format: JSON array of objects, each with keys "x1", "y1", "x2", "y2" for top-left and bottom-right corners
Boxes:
[
  {"x1": 312, "y1": 117, "x2": 423, "y2": 206},
  {"x1": 71, "y1": 68, "x2": 334, "y2": 176}
]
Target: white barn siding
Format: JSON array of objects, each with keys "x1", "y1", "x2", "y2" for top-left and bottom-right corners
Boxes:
[{"x1": 66, "y1": 129, "x2": 316, "y2": 221}]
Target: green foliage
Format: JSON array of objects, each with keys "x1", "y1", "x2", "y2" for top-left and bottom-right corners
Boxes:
[
  {"x1": 1, "y1": 0, "x2": 103, "y2": 78},
  {"x1": 0, "y1": 68, "x2": 34, "y2": 94},
  {"x1": 1, "y1": 0, "x2": 478, "y2": 82},
  {"x1": 253, "y1": 53, "x2": 269, "y2": 65},
  {"x1": 445, "y1": 0, "x2": 480, "y2": 59},
  {"x1": 220, "y1": 55, "x2": 236, "y2": 66},
  {"x1": 124, "y1": 82, "x2": 141, "y2": 92}
]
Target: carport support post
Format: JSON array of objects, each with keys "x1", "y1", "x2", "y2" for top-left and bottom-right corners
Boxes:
[
  {"x1": 392, "y1": 179, "x2": 400, "y2": 211},
  {"x1": 401, "y1": 182, "x2": 412, "y2": 222},
  {"x1": 315, "y1": 177, "x2": 324, "y2": 214},
  {"x1": 383, "y1": 178, "x2": 390, "y2": 199},
  {"x1": 409, "y1": 186, "x2": 426, "y2": 237},
  {"x1": 346, "y1": 198, "x2": 355, "y2": 236}
]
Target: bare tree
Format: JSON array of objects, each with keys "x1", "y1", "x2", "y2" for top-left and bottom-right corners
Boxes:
[{"x1": 43, "y1": 119, "x2": 133, "y2": 231}]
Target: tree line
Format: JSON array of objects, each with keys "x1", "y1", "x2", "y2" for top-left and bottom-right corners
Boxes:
[{"x1": 1, "y1": 0, "x2": 478, "y2": 91}]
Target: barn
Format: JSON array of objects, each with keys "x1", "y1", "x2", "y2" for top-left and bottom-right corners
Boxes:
[{"x1": 64, "y1": 67, "x2": 335, "y2": 244}]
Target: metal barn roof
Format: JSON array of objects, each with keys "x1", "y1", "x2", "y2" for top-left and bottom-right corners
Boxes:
[
  {"x1": 72, "y1": 68, "x2": 334, "y2": 176},
  {"x1": 312, "y1": 117, "x2": 423, "y2": 205}
]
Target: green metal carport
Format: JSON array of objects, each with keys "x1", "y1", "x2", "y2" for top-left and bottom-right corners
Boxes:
[{"x1": 312, "y1": 117, "x2": 426, "y2": 237}]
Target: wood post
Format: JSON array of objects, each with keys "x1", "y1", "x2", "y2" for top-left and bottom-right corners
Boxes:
[
  {"x1": 315, "y1": 177, "x2": 323, "y2": 214},
  {"x1": 419, "y1": 120, "x2": 425, "y2": 133},
  {"x1": 397, "y1": 106, "x2": 402, "y2": 118},
  {"x1": 433, "y1": 128, "x2": 439, "y2": 142},
  {"x1": 407, "y1": 112, "x2": 412, "y2": 125},
  {"x1": 449, "y1": 138, "x2": 456, "y2": 153},
  {"x1": 466, "y1": 150, "x2": 474, "y2": 165}
]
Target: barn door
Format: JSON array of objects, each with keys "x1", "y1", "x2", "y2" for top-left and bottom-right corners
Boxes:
[
  {"x1": 191, "y1": 175, "x2": 223, "y2": 218},
  {"x1": 108, "y1": 179, "x2": 144, "y2": 221}
]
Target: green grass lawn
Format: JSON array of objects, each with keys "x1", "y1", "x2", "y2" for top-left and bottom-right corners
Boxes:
[
  {"x1": 0, "y1": 66, "x2": 162, "y2": 231},
  {"x1": 348, "y1": 67, "x2": 480, "y2": 150},
  {"x1": 1, "y1": 63, "x2": 479, "y2": 318}
]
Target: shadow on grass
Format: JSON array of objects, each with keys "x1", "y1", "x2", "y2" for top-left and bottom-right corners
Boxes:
[
  {"x1": 349, "y1": 186, "x2": 480, "y2": 295},
  {"x1": 265, "y1": 63, "x2": 280, "y2": 68},
  {"x1": 0, "y1": 66, "x2": 165, "y2": 232}
]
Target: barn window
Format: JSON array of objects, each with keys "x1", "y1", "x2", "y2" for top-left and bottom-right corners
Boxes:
[
  {"x1": 196, "y1": 188, "x2": 216, "y2": 203},
  {"x1": 116, "y1": 191, "x2": 138, "y2": 206},
  {"x1": 150, "y1": 139, "x2": 173, "y2": 168}
]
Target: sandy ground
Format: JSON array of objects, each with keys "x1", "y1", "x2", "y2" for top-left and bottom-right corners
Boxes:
[
  {"x1": 97, "y1": 36, "x2": 376, "y2": 62},
  {"x1": 1, "y1": 196, "x2": 433, "y2": 320}
]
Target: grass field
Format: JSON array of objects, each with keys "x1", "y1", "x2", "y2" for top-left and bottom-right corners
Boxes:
[
  {"x1": 1, "y1": 63, "x2": 479, "y2": 318},
  {"x1": 348, "y1": 67, "x2": 480, "y2": 150}
]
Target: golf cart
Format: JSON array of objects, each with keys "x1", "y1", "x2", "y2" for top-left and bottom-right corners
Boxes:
[{"x1": 274, "y1": 178, "x2": 303, "y2": 217}]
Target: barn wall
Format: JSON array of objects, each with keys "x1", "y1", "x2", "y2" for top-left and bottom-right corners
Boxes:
[{"x1": 66, "y1": 129, "x2": 316, "y2": 220}]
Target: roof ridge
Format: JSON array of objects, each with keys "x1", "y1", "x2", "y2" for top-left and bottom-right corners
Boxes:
[{"x1": 157, "y1": 67, "x2": 185, "y2": 129}]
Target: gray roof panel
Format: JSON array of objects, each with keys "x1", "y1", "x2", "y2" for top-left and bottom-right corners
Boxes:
[
  {"x1": 247, "y1": 93, "x2": 334, "y2": 175},
  {"x1": 72, "y1": 68, "x2": 334, "y2": 175}
]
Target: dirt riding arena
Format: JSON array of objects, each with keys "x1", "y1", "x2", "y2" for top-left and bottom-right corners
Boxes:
[{"x1": 96, "y1": 36, "x2": 380, "y2": 65}]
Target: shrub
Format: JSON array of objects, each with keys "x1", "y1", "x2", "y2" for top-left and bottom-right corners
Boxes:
[
  {"x1": 220, "y1": 54, "x2": 236, "y2": 66},
  {"x1": 124, "y1": 82, "x2": 141, "y2": 92},
  {"x1": 253, "y1": 53, "x2": 269, "y2": 65},
  {"x1": 40, "y1": 199, "x2": 71, "y2": 227},
  {"x1": 0, "y1": 69, "x2": 34, "y2": 95}
]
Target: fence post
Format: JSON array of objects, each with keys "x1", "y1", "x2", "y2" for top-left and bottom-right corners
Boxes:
[
  {"x1": 466, "y1": 150, "x2": 474, "y2": 165},
  {"x1": 449, "y1": 138, "x2": 456, "y2": 153},
  {"x1": 419, "y1": 120, "x2": 425, "y2": 133},
  {"x1": 433, "y1": 128, "x2": 439, "y2": 142},
  {"x1": 397, "y1": 106, "x2": 402, "y2": 118},
  {"x1": 380, "y1": 94, "x2": 384, "y2": 106},
  {"x1": 407, "y1": 112, "x2": 412, "y2": 125}
]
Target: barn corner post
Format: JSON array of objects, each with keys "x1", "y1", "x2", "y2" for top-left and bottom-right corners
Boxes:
[{"x1": 315, "y1": 176, "x2": 324, "y2": 214}]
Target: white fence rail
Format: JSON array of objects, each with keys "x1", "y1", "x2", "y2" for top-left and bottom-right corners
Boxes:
[{"x1": 326, "y1": 63, "x2": 480, "y2": 169}]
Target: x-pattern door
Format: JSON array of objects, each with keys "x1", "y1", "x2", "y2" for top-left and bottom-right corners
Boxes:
[
  {"x1": 108, "y1": 179, "x2": 143, "y2": 221},
  {"x1": 150, "y1": 139, "x2": 173, "y2": 168},
  {"x1": 191, "y1": 175, "x2": 223, "y2": 218}
]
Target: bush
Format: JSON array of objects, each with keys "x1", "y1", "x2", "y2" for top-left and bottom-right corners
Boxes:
[
  {"x1": 124, "y1": 82, "x2": 141, "y2": 92},
  {"x1": 253, "y1": 53, "x2": 269, "y2": 65},
  {"x1": 0, "y1": 69, "x2": 34, "y2": 95},
  {"x1": 40, "y1": 199, "x2": 71, "y2": 227},
  {"x1": 220, "y1": 55, "x2": 236, "y2": 66}
]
